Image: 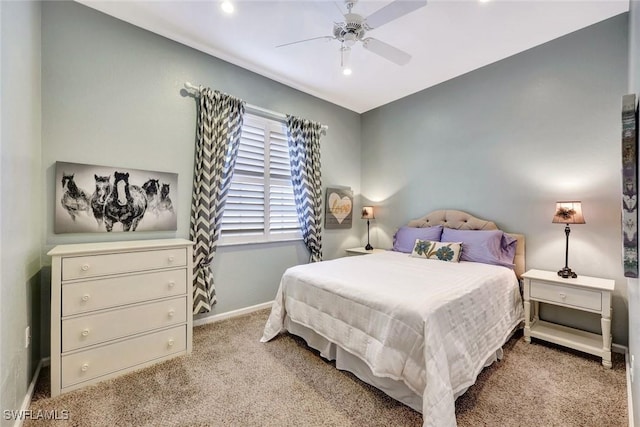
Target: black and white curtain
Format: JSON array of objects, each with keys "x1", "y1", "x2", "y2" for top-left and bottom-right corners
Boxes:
[
  {"x1": 286, "y1": 115, "x2": 323, "y2": 263},
  {"x1": 190, "y1": 88, "x2": 245, "y2": 314}
]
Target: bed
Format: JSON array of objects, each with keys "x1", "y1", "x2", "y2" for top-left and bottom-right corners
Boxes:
[{"x1": 261, "y1": 210, "x2": 525, "y2": 427}]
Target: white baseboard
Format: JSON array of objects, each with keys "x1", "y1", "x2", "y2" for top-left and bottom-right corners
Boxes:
[
  {"x1": 609, "y1": 343, "x2": 634, "y2": 427},
  {"x1": 13, "y1": 358, "x2": 45, "y2": 427},
  {"x1": 626, "y1": 350, "x2": 634, "y2": 427},
  {"x1": 613, "y1": 343, "x2": 628, "y2": 354},
  {"x1": 193, "y1": 301, "x2": 273, "y2": 327}
]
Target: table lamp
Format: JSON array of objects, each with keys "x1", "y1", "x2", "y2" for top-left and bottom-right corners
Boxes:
[
  {"x1": 361, "y1": 206, "x2": 375, "y2": 251},
  {"x1": 552, "y1": 201, "x2": 585, "y2": 278}
]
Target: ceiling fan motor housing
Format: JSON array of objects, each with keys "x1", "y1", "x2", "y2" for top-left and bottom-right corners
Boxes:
[{"x1": 334, "y1": 13, "x2": 366, "y2": 46}]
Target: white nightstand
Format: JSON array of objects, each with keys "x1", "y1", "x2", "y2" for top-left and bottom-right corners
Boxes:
[
  {"x1": 522, "y1": 269, "x2": 615, "y2": 368},
  {"x1": 345, "y1": 247, "x2": 386, "y2": 256}
]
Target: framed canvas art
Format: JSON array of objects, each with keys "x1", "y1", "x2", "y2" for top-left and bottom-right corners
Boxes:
[
  {"x1": 324, "y1": 187, "x2": 353, "y2": 229},
  {"x1": 622, "y1": 94, "x2": 638, "y2": 278},
  {"x1": 55, "y1": 161, "x2": 178, "y2": 233}
]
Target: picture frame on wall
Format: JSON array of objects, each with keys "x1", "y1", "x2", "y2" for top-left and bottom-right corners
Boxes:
[
  {"x1": 325, "y1": 186, "x2": 353, "y2": 229},
  {"x1": 55, "y1": 161, "x2": 178, "y2": 234},
  {"x1": 622, "y1": 94, "x2": 638, "y2": 278}
]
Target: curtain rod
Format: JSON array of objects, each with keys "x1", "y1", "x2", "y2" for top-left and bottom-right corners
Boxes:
[{"x1": 184, "y1": 82, "x2": 328, "y2": 132}]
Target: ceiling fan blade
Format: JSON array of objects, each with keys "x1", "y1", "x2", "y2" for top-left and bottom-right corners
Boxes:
[
  {"x1": 365, "y1": 0, "x2": 427, "y2": 29},
  {"x1": 362, "y1": 37, "x2": 411, "y2": 65},
  {"x1": 276, "y1": 36, "x2": 335, "y2": 48}
]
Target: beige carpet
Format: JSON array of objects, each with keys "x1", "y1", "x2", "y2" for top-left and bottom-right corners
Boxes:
[{"x1": 27, "y1": 309, "x2": 627, "y2": 426}]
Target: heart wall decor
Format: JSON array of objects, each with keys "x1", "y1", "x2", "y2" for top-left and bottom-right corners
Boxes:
[{"x1": 325, "y1": 187, "x2": 353, "y2": 229}]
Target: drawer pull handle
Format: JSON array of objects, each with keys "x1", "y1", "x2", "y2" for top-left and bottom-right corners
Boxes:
[
  {"x1": 81, "y1": 363, "x2": 89, "y2": 372},
  {"x1": 168, "y1": 309, "x2": 175, "y2": 318},
  {"x1": 168, "y1": 281, "x2": 176, "y2": 288},
  {"x1": 168, "y1": 339, "x2": 175, "y2": 347},
  {"x1": 168, "y1": 256, "x2": 175, "y2": 263},
  {"x1": 559, "y1": 293, "x2": 567, "y2": 300},
  {"x1": 81, "y1": 264, "x2": 90, "y2": 271},
  {"x1": 81, "y1": 329, "x2": 90, "y2": 337},
  {"x1": 81, "y1": 294, "x2": 90, "y2": 302}
]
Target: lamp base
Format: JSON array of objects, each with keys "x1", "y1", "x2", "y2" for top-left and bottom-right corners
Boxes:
[
  {"x1": 557, "y1": 267, "x2": 577, "y2": 279},
  {"x1": 364, "y1": 243, "x2": 373, "y2": 251}
]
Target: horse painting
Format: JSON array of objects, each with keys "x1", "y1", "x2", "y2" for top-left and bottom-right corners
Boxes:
[
  {"x1": 158, "y1": 183, "x2": 174, "y2": 214},
  {"x1": 104, "y1": 171, "x2": 147, "y2": 232},
  {"x1": 90, "y1": 175, "x2": 111, "y2": 228},
  {"x1": 55, "y1": 162, "x2": 177, "y2": 234},
  {"x1": 142, "y1": 178, "x2": 161, "y2": 216},
  {"x1": 60, "y1": 173, "x2": 90, "y2": 221}
]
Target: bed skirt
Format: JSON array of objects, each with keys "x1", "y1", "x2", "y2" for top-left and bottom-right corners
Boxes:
[{"x1": 284, "y1": 315, "x2": 508, "y2": 414}]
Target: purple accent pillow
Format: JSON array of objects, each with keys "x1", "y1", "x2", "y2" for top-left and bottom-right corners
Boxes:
[
  {"x1": 392, "y1": 226, "x2": 443, "y2": 253},
  {"x1": 440, "y1": 228, "x2": 517, "y2": 269}
]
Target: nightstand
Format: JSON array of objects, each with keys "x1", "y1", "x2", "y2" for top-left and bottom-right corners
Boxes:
[
  {"x1": 345, "y1": 247, "x2": 386, "y2": 256},
  {"x1": 522, "y1": 269, "x2": 615, "y2": 368}
]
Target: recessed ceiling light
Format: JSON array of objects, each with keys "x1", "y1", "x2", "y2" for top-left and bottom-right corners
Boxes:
[
  {"x1": 221, "y1": 1, "x2": 234, "y2": 14},
  {"x1": 342, "y1": 68, "x2": 352, "y2": 76},
  {"x1": 479, "y1": 0, "x2": 492, "y2": 3}
]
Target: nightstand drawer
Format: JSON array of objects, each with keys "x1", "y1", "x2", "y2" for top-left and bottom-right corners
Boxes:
[{"x1": 530, "y1": 280, "x2": 601, "y2": 311}]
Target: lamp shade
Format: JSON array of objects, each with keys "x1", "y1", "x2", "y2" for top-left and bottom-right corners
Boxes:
[
  {"x1": 552, "y1": 201, "x2": 585, "y2": 224},
  {"x1": 361, "y1": 206, "x2": 375, "y2": 219}
]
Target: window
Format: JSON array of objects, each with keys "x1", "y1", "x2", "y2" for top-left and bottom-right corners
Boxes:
[{"x1": 220, "y1": 114, "x2": 301, "y2": 244}]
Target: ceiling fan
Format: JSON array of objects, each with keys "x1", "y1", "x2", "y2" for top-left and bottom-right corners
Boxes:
[{"x1": 276, "y1": 0, "x2": 427, "y2": 73}]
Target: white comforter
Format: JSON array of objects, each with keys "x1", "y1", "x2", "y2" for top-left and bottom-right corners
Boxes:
[{"x1": 261, "y1": 251, "x2": 524, "y2": 427}]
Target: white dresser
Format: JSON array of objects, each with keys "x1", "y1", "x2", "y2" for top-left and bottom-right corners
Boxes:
[{"x1": 48, "y1": 238, "x2": 193, "y2": 396}]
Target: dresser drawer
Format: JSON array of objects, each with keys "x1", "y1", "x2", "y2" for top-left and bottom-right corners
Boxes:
[
  {"x1": 61, "y1": 296, "x2": 187, "y2": 352},
  {"x1": 530, "y1": 280, "x2": 601, "y2": 311},
  {"x1": 62, "y1": 269, "x2": 187, "y2": 316},
  {"x1": 61, "y1": 325, "x2": 186, "y2": 388},
  {"x1": 62, "y1": 248, "x2": 187, "y2": 281}
]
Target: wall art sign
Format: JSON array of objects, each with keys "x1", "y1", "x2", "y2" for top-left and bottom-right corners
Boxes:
[
  {"x1": 324, "y1": 186, "x2": 353, "y2": 229},
  {"x1": 55, "y1": 161, "x2": 178, "y2": 233},
  {"x1": 622, "y1": 94, "x2": 638, "y2": 278}
]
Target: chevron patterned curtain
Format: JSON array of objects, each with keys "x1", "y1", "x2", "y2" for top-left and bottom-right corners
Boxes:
[
  {"x1": 190, "y1": 88, "x2": 245, "y2": 314},
  {"x1": 286, "y1": 115, "x2": 323, "y2": 262}
]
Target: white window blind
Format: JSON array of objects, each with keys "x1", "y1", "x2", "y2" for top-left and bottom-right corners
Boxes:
[{"x1": 220, "y1": 114, "x2": 301, "y2": 244}]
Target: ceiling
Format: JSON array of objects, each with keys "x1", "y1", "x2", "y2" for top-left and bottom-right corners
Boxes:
[{"x1": 77, "y1": 0, "x2": 629, "y2": 113}]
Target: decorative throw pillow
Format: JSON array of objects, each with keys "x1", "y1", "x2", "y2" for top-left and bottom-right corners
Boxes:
[
  {"x1": 410, "y1": 239, "x2": 462, "y2": 262},
  {"x1": 392, "y1": 225, "x2": 443, "y2": 253},
  {"x1": 440, "y1": 228, "x2": 516, "y2": 268}
]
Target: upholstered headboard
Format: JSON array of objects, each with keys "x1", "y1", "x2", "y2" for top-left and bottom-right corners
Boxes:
[{"x1": 407, "y1": 210, "x2": 525, "y2": 278}]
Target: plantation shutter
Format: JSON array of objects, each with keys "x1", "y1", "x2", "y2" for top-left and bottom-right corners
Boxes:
[
  {"x1": 221, "y1": 119, "x2": 266, "y2": 236},
  {"x1": 221, "y1": 114, "x2": 301, "y2": 242},
  {"x1": 269, "y1": 128, "x2": 299, "y2": 234}
]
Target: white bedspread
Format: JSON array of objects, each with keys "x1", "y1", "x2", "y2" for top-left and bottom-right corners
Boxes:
[{"x1": 261, "y1": 251, "x2": 524, "y2": 427}]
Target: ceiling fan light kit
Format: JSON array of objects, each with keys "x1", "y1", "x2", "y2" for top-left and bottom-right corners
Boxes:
[
  {"x1": 340, "y1": 46, "x2": 352, "y2": 75},
  {"x1": 277, "y1": 0, "x2": 427, "y2": 72}
]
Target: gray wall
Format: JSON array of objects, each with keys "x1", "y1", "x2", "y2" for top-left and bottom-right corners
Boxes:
[
  {"x1": 0, "y1": 1, "x2": 43, "y2": 423},
  {"x1": 627, "y1": 0, "x2": 639, "y2": 422},
  {"x1": 41, "y1": 1, "x2": 362, "y2": 326},
  {"x1": 361, "y1": 14, "x2": 629, "y2": 344}
]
